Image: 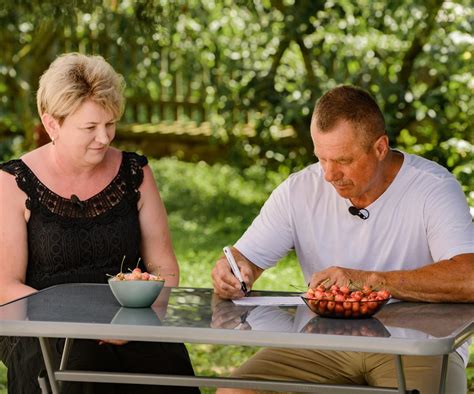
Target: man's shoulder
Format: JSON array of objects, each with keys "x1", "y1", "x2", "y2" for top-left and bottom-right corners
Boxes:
[
  {"x1": 403, "y1": 151, "x2": 454, "y2": 182},
  {"x1": 397, "y1": 152, "x2": 464, "y2": 205},
  {"x1": 286, "y1": 163, "x2": 323, "y2": 183},
  {"x1": 268, "y1": 163, "x2": 332, "y2": 204}
]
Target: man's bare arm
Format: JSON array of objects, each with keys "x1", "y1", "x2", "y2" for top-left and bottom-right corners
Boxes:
[{"x1": 309, "y1": 253, "x2": 474, "y2": 302}]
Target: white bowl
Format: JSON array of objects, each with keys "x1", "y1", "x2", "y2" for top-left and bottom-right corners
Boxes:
[{"x1": 108, "y1": 278, "x2": 165, "y2": 308}]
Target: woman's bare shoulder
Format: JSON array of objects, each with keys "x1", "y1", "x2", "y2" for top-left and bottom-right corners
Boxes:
[
  {"x1": 102, "y1": 147, "x2": 124, "y2": 177},
  {"x1": 0, "y1": 165, "x2": 28, "y2": 207},
  {"x1": 20, "y1": 145, "x2": 50, "y2": 169},
  {"x1": 107, "y1": 146, "x2": 123, "y2": 165},
  {"x1": 0, "y1": 166, "x2": 16, "y2": 183}
]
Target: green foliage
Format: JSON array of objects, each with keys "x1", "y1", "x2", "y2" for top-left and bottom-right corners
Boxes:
[
  {"x1": 0, "y1": 363, "x2": 5, "y2": 394},
  {"x1": 468, "y1": 348, "x2": 474, "y2": 393},
  {"x1": 0, "y1": 0, "x2": 472, "y2": 199},
  {"x1": 150, "y1": 157, "x2": 304, "y2": 289}
]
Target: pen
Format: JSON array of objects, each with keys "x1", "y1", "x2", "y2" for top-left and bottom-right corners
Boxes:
[{"x1": 223, "y1": 246, "x2": 249, "y2": 295}]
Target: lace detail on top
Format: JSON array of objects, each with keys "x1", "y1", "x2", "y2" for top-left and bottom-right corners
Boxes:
[
  {"x1": 0, "y1": 151, "x2": 147, "y2": 219},
  {"x1": 0, "y1": 151, "x2": 149, "y2": 289}
]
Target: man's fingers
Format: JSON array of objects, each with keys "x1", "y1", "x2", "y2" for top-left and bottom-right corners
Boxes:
[
  {"x1": 211, "y1": 315, "x2": 241, "y2": 329},
  {"x1": 213, "y1": 259, "x2": 239, "y2": 286},
  {"x1": 214, "y1": 283, "x2": 245, "y2": 299},
  {"x1": 309, "y1": 267, "x2": 355, "y2": 289},
  {"x1": 212, "y1": 260, "x2": 246, "y2": 299},
  {"x1": 309, "y1": 274, "x2": 337, "y2": 289}
]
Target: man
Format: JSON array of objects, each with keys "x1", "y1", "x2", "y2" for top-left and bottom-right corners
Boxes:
[{"x1": 211, "y1": 85, "x2": 474, "y2": 393}]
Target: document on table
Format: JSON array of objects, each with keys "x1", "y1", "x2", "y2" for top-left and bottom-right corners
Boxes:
[{"x1": 232, "y1": 296, "x2": 305, "y2": 306}]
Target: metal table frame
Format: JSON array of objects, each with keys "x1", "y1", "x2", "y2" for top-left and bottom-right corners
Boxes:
[{"x1": 1, "y1": 284, "x2": 472, "y2": 393}]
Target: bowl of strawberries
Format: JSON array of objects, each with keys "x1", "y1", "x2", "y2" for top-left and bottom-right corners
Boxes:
[
  {"x1": 301, "y1": 283, "x2": 391, "y2": 319},
  {"x1": 108, "y1": 258, "x2": 165, "y2": 308}
]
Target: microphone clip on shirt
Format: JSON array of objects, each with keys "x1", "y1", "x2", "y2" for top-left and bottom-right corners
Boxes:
[
  {"x1": 70, "y1": 194, "x2": 85, "y2": 209},
  {"x1": 348, "y1": 206, "x2": 369, "y2": 220}
]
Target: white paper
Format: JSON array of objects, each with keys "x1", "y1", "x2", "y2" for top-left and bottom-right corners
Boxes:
[{"x1": 232, "y1": 296, "x2": 305, "y2": 306}]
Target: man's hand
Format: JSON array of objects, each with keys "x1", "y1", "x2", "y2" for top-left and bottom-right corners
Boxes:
[
  {"x1": 211, "y1": 256, "x2": 252, "y2": 299},
  {"x1": 310, "y1": 254, "x2": 474, "y2": 302},
  {"x1": 211, "y1": 248, "x2": 260, "y2": 299},
  {"x1": 210, "y1": 293, "x2": 253, "y2": 329},
  {"x1": 309, "y1": 266, "x2": 375, "y2": 290}
]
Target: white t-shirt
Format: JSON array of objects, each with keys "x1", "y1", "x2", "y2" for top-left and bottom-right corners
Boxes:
[
  {"x1": 236, "y1": 151, "x2": 473, "y2": 278},
  {"x1": 235, "y1": 151, "x2": 473, "y2": 363}
]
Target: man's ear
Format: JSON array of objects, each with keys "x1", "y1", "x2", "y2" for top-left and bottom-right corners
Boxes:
[
  {"x1": 374, "y1": 135, "x2": 389, "y2": 160},
  {"x1": 41, "y1": 113, "x2": 60, "y2": 140}
]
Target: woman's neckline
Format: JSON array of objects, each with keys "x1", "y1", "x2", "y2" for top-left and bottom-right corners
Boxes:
[{"x1": 20, "y1": 150, "x2": 126, "y2": 203}]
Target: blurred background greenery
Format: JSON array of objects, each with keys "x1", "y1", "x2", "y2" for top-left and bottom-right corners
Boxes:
[
  {"x1": 0, "y1": 0, "x2": 472, "y2": 392},
  {"x1": 0, "y1": 0, "x2": 473, "y2": 203}
]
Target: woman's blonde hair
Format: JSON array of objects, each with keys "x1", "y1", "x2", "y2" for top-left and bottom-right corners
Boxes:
[{"x1": 37, "y1": 53, "x2": 125, "y2": 124}]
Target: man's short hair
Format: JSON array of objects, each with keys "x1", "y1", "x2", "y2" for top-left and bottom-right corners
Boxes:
[{"x1": 312, "y1": 85, "x2": 386, "y2": 145}]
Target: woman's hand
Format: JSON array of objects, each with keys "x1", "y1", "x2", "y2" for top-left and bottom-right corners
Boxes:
[{"x1": 98, "y1": 339, "x2": 129, "y2": 346}]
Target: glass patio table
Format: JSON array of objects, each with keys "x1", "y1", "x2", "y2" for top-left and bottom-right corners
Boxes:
[{"x1": 0, "y1": 283, "x2": 472, "y2": 393}]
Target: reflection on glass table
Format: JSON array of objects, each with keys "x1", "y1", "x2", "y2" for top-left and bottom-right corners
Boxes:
[
  {"x1": 0, "y1": 285, "x2": 472, "y2": 394},
  {"x1": 111, "y1": 307, "x2": 162, "y2": 326},
  {"x1": 301, "y1": 316, "x2": 390, "y2": 337}
]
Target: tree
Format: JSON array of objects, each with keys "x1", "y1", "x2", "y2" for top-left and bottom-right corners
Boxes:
[{"x1": 0, "y1": 0, "x2": 472, "y2": 200}]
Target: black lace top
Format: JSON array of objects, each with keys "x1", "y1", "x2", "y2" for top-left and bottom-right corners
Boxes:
[{"x1": 0, "y1": 151, "x2": 148, "y2": 289}]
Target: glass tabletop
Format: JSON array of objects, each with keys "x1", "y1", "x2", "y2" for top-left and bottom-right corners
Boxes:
[{"x1": 1, "y1": 283, "x2": 472, "y2": 342}]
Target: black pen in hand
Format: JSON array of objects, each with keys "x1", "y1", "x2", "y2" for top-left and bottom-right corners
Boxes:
[{"x1": 223, "y1": 246, "x2": 249, "y2": 295}]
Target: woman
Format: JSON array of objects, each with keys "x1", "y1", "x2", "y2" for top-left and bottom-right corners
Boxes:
[{"x1": 0, "y1": 53, "x2": 199, "y2": 393}]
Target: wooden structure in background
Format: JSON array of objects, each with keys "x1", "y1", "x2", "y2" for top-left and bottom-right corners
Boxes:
[{"x1": 1, "y1": 28, "x2": 297, "y2": 162}]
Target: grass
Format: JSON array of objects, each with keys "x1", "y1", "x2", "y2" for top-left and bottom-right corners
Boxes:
[
  {"x1": 0, "y1": 157, "x2": 472, "y2": 393},
  {"x1": 150, "y1": 158, "x2": 303, "y2": 291},
  {"x1": 0, "y1": 366, "x2": 5, "y2": 393}
]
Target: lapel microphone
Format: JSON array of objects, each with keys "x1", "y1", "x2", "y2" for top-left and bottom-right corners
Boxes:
[
  {"x1": 70, "y1": 194, "x2": 85, "y2": 209},
  {"x1": 348, "y1": 206, "x2": 369, "y2": 220}
]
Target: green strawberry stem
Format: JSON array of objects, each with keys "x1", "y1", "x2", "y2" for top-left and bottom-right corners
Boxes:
[{"x1": 289, "y1": 284, "x2": 308, "y2": 292}]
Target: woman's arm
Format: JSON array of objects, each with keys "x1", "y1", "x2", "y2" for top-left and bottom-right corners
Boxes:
[
  {"x1": 0, "y1": 171, "x2": 37, "y2": 305},
  {"x1": 137, "y1": 165, "x2": 179, "y2": 286}
]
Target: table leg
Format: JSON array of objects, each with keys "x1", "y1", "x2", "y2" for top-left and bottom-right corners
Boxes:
[
  {"x1": 38, "y1": 337, "x2": 60, "y2": 394},
  {"x1": 59, "y1": 338, "x2": 74, "y2": 370},
  {"x1": 438, "y1": 354, "x2": 449, "y2": 394},
  {"x1": 394, "y1": 355, "x2": 407, "y2": 394}
]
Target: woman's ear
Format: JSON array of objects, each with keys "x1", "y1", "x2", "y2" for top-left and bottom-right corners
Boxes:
[{"x1": 41, "y1": 113, "x2": 60, "y2": 141}]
